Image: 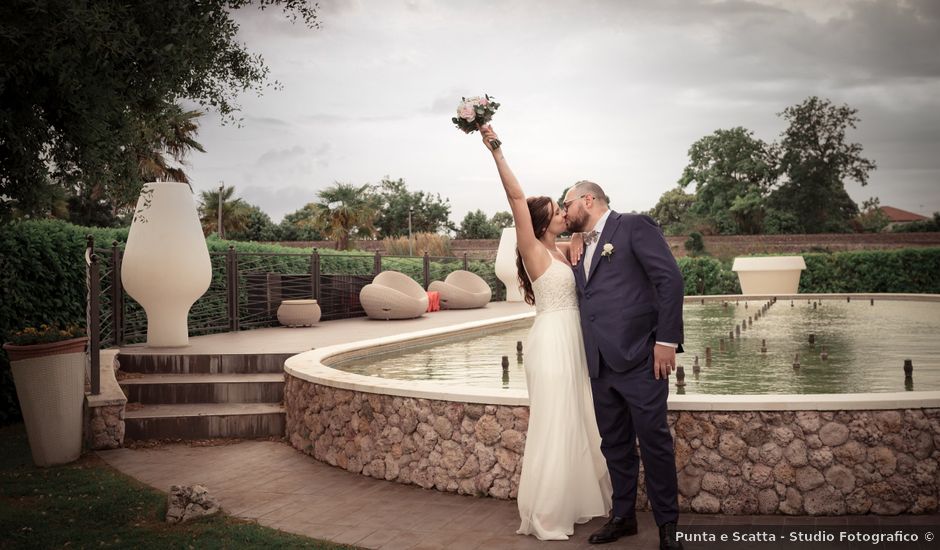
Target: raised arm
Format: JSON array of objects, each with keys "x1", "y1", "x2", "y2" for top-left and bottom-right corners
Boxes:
[{"x1": 481, "y1": 126, "x2": 548, "y2": 276}]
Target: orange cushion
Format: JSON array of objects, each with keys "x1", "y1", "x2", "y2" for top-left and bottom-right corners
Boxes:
[{"x1": 426, "y1": 291, "x2": 440, "y2": 312}]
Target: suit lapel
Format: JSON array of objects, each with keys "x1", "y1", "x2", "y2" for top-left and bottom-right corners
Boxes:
[{"x1": 587, "y1": 211, "x2": 622, "y2": 284}]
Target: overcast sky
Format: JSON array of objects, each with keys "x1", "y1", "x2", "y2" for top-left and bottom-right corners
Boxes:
[{"x1": 183, "y1": 0, "x2": 940, "y2": 225}]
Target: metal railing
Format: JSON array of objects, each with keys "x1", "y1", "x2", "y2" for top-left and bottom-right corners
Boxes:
[{"x1": 85, "y1": 238, "x2": 505, "y2": 383}]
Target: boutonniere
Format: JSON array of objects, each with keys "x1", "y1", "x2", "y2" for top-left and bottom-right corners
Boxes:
[{"x1": 601, "y1": 243, "x2": 614, "y2": 262}]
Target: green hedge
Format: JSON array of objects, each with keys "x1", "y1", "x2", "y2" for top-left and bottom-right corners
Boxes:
[
  {"x1": 799, "y1": 249, "x2": 940, "y2": 293},
  {"x1": 0, "y1": 221, "x2": 128, "y2": 423},
  {"x1": 678, "y1": 257, "x2": 741, "y2": 295}
]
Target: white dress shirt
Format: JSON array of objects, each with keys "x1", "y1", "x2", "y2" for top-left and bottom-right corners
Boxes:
[{"x1": 582, "y1": 210, "x2": 677, "y2": 350}]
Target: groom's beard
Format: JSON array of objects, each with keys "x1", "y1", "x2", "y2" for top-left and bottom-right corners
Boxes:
[{"x1": 566, "y1": 212, "x2": 589, "y2": 232}]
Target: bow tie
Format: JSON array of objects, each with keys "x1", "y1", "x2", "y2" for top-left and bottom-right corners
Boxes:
[{"x1": 583, "y1": 230, "x2": 599, "y2": 246}]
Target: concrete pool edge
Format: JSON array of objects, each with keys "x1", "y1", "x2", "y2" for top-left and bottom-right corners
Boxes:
[{"x1": 284, "y1": 293, "x2": 940, "y2": 410}]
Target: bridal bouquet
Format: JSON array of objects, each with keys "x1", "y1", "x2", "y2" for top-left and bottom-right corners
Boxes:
[{"x1": 452, "y1": 95, "x2": 501, "y2": 149}]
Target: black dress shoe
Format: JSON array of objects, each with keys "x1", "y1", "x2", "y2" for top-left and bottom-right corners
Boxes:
[
  {"x1": 588, "y1": 516, "x2": 638, "y2": 544},
  {"x1": 659, "y1": 521, "x2": 684, "y2": 550}
]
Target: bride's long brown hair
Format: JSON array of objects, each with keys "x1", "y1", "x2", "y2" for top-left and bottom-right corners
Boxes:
[{"x1": 516, "y1": 196, "x2": 554, "y2": 305}]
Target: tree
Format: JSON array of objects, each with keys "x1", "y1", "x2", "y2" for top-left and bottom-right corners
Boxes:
[
  {"x1": 770, "y1": 96, "x2": 877, "y2": 233},
  {"x1": 65, "y1": 105, "x2": 206, "y2": 227},
  {"x1": 227, "y1": 204, "x2": 280, "y2": 242},
  {"x1": 491, "y1": 211, "x2": 514, "y2": 231},
  {"x1": 678, "y1": 127, "x2": 776, "y2": 234},
  {"x1": 457, "y1": 210, "x2": 500, "y2": 239},
  {"x1": 853, "y1": 197, "x2": 890, "y2": 233},
  {"x1": 0, "y1": 0, "x2": 319, "y2": 221},
  {"x1": 372, "y1": 177, "x2": 454, "y2": 237},
  {"x1": 198, "y1": 185, "x2": 251, "y2": 238},
  {"x1": 309, "y1": 183, "x2": 379, "y2": 250},
  {"x1": 648, "y1": 187, "x2": 697, "y2": 235},
  {"x1": 278, "y1": 204, "x2": 324, "y2": 241},
  {"x1": 135, "y1": 106, "x2": 205, "y2": 185}
]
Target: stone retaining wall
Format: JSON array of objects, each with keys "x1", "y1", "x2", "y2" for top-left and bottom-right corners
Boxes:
[
  {"x1": 84, "y1": 350, "x2": 127, "y2": 450},
  {"x1": 285, "y1": 376, "x2": 940, "y2": 514}
]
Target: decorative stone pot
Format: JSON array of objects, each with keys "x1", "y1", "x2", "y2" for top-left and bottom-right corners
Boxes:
[
  {"x1": 3, "y1": 337, "x2": 87, "y2": 466},
  {"x1": 732, "y1": 255, "x2": 807, "y2": 295},
  {"x1": 122, "y1": 182, "x2": 211, "y2": 347},
  {"x1": 277, "y1": 300, "x2": 321, "y2": 327},
  {"x1": 494, "y1": 227, "x2": 524, "y2": 302}
]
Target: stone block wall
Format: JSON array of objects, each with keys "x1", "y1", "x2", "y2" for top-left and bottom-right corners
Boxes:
[
  {"x1": 285, "y1": 377, "x2": 527, "y2": 498},
  {"x1": 670, "y1": 410, "x2": 939, "y2": 515},
  {"x1": 286, "y1": 375, "x2": 940, "y2": 514},
  {"x1": 84, "y1": 350, "x2": 127, "y2": 450}
]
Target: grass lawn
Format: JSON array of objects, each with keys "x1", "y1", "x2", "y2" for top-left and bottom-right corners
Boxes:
[{"x1": 0, "y1": 424, "x2": 357, "y2": 549}]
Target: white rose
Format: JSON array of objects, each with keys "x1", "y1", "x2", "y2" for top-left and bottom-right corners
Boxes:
[{"x1": 457, "y1": 103, "x2": 476, "y2": 122}]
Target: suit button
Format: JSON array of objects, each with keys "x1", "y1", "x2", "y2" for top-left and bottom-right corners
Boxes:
[
  {"x1": 585, "y1": 292, "x2": 591, "y2": 299},
  {"x1": 590, "y1": 315, "x2": 595, "y2": 321}
]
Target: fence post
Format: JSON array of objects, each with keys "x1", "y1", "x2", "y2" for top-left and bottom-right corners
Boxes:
[
  {"x1": 374, "y1": 251, "x2": 382, "y2": 276},
  {"x1": 226, "y1": 245, "x2": 238, "y2": 331},
  {"x1": 463, "y1": 252, "x2": 468, "y2": 271},
  {"x1": 423, "y1": 252, "x2": 431, "y2": 289},
  {"x1": 311, "y1": 248, "x2": 321, "y2": 302},
  {"x1": 232, "y1": 246, "x2": 240, "y2": 331},
  {"x1": 111, "y1": 241, "x2": 124, "y2": 346},
  {"x1": 87, "y1": 244, "x2": 101, "y2": 396}
]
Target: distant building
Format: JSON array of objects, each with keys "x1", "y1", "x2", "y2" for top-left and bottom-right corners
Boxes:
[{"x1": 879, "y1": 206, "x2": 929, "y2": 230}]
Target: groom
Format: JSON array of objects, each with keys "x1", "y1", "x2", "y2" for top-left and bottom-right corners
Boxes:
[{"x1": 563, "y1": 181, "x2": 685, "y2": 549}]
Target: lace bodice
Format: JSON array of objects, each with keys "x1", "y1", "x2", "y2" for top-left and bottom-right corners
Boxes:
[{"x1": 530, "y1": 258, "x2": 579, "y2": 315}]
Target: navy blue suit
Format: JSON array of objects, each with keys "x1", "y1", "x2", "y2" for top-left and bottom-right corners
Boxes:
[{"x1": 573, "y1": 211, "x2": 684, "y2": 525}]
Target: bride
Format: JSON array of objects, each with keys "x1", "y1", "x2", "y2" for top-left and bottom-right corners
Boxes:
[{"x1": 480, "y1": 125, "x2": 612, "y2": 540}]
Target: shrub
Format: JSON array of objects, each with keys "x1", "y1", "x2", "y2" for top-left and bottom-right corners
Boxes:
[
  {"x1": 0, "y1": 220, "x2": 127, "y2": 422},
  {"x1": 677, "y1": 257, "x2": 740, "y2": 295},
  {"x1": 684, "y1": 231, "x2": 706, "y2": 257},
  {"x1": 383, "y1": 232, "x2": 451, "y2": 257}
]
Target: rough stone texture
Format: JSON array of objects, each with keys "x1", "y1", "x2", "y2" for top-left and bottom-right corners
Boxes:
[
  {"x1": 85, "y1": 404, "x2": 125, "y2": 450},
  {"x1": 166, "y1": 485, "x2": 221, "y2": 523},
  {"x1": 285, "y1": 378, "x2": 940, "y2": 514}
]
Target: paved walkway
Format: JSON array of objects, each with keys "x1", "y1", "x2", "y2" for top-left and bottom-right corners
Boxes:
[{"x1": 99, "y1": 441, "x2": 940, "y2": 550}]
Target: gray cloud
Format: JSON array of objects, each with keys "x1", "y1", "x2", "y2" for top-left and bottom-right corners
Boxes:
[{"x1": 184, "y1": 0, "x2": 940, "y2": 224}]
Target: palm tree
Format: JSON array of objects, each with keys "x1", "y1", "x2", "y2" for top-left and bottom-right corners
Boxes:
[
  {"x1": 198, "y1": 185, "x2": 251, "y2": 238},
  {"x1": 137, "y1": 105, "x2": 206, "y2": 184},
  {"x1": 306, "y1": 183, "x2": 379, "y2": 250}
]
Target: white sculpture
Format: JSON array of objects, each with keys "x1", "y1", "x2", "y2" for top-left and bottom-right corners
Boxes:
[
  {"x1": 495, "y1": 227, "x2": 524, "y2": 302},
  {"x1": 122, "y1": 182, "x2": 212, "y2": 347}
]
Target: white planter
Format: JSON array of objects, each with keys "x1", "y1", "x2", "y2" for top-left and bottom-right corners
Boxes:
[
  {"x1": 277, "y1": 300, "x2": 321, "y2": 327},
  {"x1": 122, "y1": 182, "x2": 212, "y2": 347},
  {"x1": 732, "y1": 255, "x2": 807, "y2": 295},
  {"x1": 6, "y1": 344, "x2": 86, "y2": 467},
  {"x1": 495, "y1": 227, "x2": 524, "y2": 302}
]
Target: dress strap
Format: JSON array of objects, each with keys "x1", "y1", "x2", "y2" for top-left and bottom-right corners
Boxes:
[{"x1": 521, "y1": 246, "x2": 554, "y2": 283}]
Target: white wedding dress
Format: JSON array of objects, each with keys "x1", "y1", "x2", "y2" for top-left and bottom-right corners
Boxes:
[{"x1": 516, "y1": 252, "x2": 612, "y2": 540}]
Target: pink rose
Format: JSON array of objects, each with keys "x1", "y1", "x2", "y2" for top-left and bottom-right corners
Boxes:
[{"x1": 458, "y1": 103, "x2": 476, "y2": 122}]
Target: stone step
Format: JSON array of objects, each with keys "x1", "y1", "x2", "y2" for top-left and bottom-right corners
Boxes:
[
  {"x1": 124, "y1": 403, "x2": 285, "y2": 441},
  {"x1": 117, "y1": 352, "x2": 293, "y2": 375},
  {"x1": 119, "y1": 373, "x2": 284, "y2": 405}
]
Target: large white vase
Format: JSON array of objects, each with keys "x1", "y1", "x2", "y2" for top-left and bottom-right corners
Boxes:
[
  {"x1": 732, "y1": 255, "x2": 806, "y2": 295},
  {"x1": 122, "y1": 182, "x2": 212, "y2": 347},
  {"x1": 494, "y1": 227, "x2": 524, "y2": 302}
]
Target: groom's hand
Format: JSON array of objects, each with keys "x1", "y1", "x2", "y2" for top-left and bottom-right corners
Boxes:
[{"x1": 653, "y1": 344, "x2": 676, "y2": 380}]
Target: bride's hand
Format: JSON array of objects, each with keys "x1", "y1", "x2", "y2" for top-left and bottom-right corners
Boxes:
[
  {"x1": 481, "y1": 125, "x2": 500, "y2": 152},
  {"x1": 568, "y1": 232, "x2": 584, "y2": 264}
]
